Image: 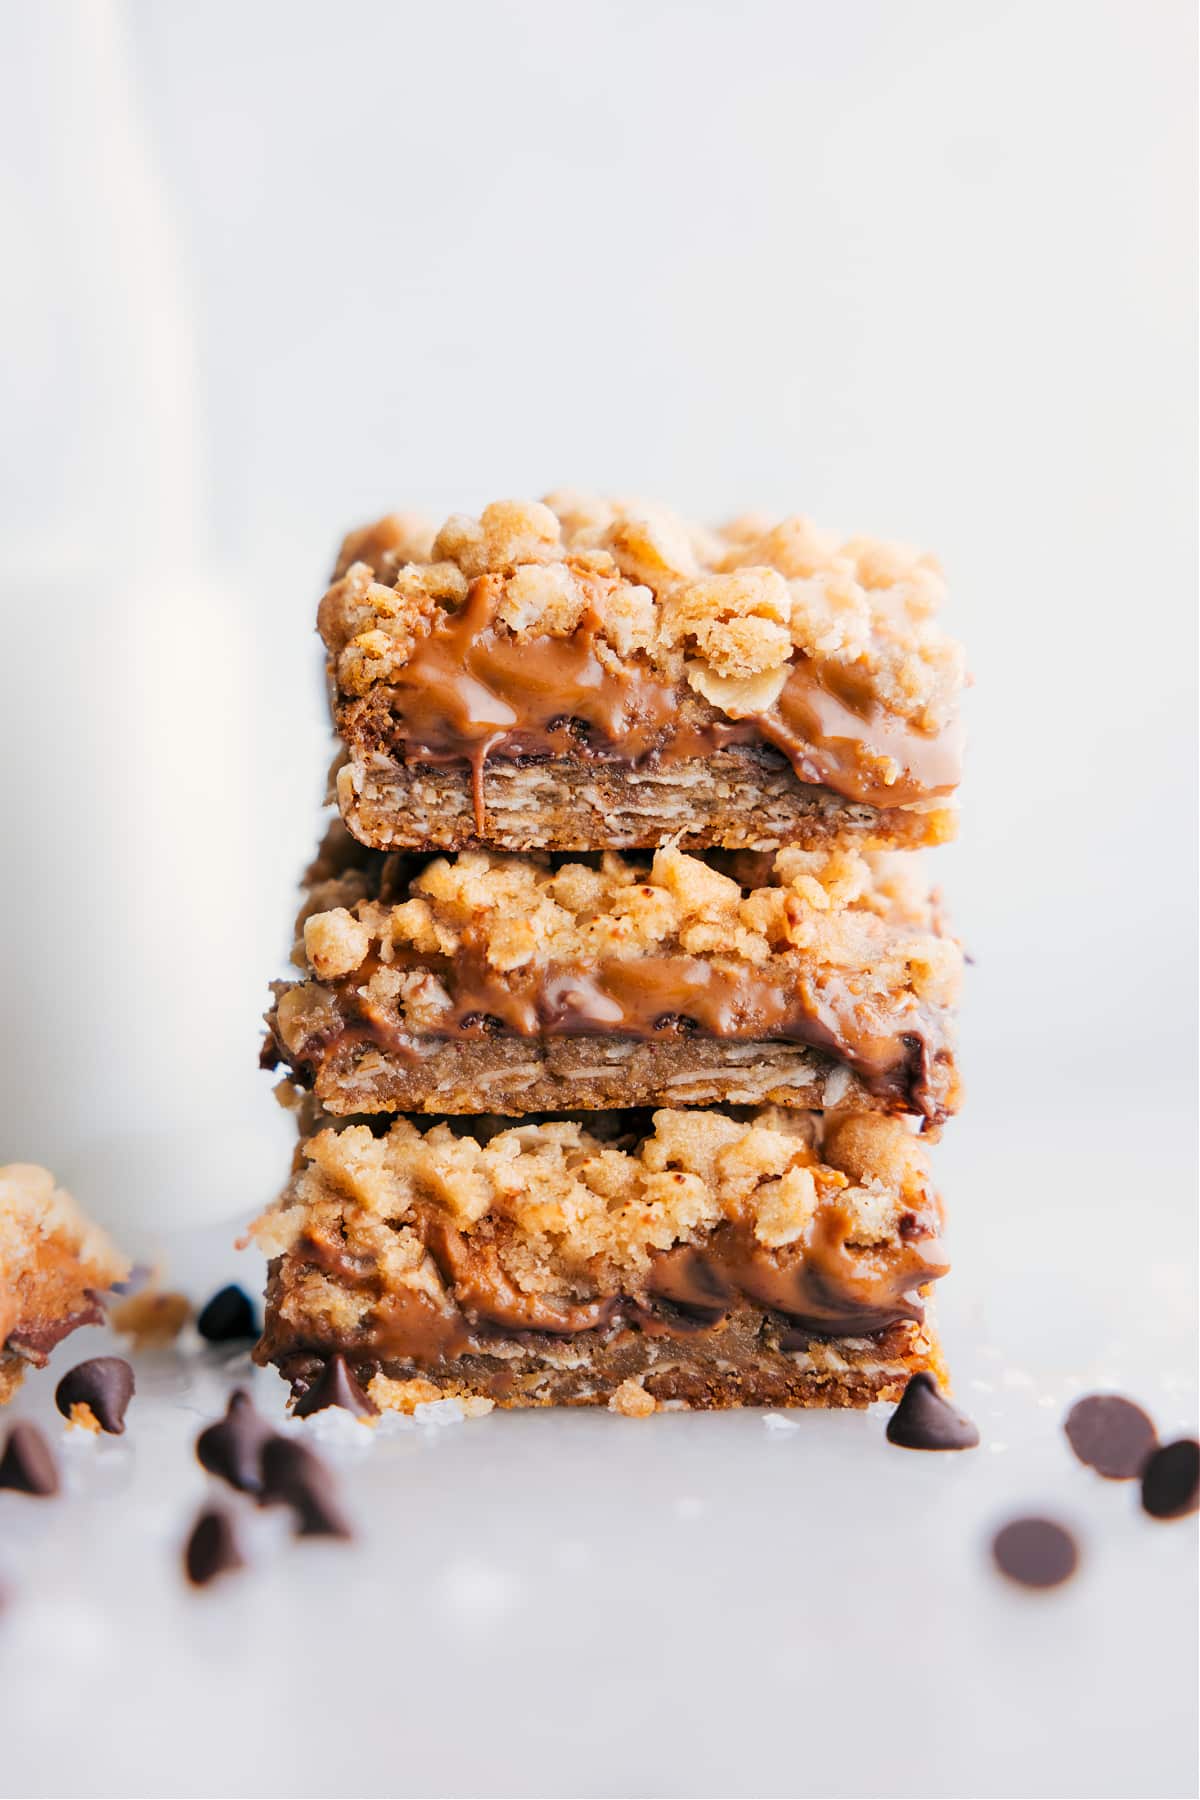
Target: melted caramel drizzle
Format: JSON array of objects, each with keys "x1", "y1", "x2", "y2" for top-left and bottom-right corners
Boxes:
[
  {"x1": 292, "y1": 1197, "x2": 948, "y2": 1364},
  {"x1": 373, "y1": 572, "x2": 961, "y2": 822}
]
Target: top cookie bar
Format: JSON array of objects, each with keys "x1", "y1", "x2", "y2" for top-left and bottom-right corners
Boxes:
[{"x1": 320, "y1": 494, "x2": 966, "y2": 853}]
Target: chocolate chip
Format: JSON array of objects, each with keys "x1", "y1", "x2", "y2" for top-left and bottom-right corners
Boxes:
[
  {"x1": 0, "y1": 1422, "x2": 60, "y2": 1497},
  {"x1": 1140, "y1": 1438, "x2": 1200, "y2": 1521},
  {"x1": 54, "y1": 1357, "x2": 135, "y2": 1435},
  {"x1": 991, "y1": 1517, "x2": 1079, "y2": 1589},
  {"x1": 196, "y1": 1285, "x2": 258, "y2": 1344},
  {"x1": 259, "y1": 1433, "x2": 324, "y2": 1499},
  {"x1": 291, "y1": 1354, "x2": 378, "y2": 1420},
  {"x1": 260, "y1": 1434, "x2": 352, "y2": 1539},
  {"x1": 886, "y1": 1372, "x2": 980, "y2": 1451},
  {"x1": 1063, "y1": 1393, "x2": 1157, "y2": 1479},
  {"x1": 196, "y1": 1390, "x2": 272, "y2": 1495},
  {"x1": 184, "y1": 1507, "x2": 245, "y2": 1586},
  {"x1": 290, "y1": 1482, "x2": 354, "y2": 1540},
  {"x1": 457, "y1": 1012, "x2": 505, "y2": 1036}
]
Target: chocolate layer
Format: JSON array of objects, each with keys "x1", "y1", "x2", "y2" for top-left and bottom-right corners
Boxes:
[
  {"x1": 4, "y1": 1297, "x2": 104, "y2": 1365},
  {"x1": 270, "y1": 1314, "x2": 945, "y2": 1413},
  {"x1": 269, "y1": 971, "x2": 956, "y2": 1123},
  {"x1": 266, "y1": 1035, "x2": 934, "y2": 1126}
]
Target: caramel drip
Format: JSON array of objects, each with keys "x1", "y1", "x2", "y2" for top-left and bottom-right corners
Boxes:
[
  {"x1": 366, "y1": 1285, "x2": 470, "y2": 1363},
  {"x1": 644, "y1": 1214, "x2": 948, "y2": 1336},
  {"x1": 755, "y1": 661, "x2": 965, "y2": 808},
  {"x1": 382, "y1": 571, "x2": 681, "y2": 829},
  {"x1": 418, "y1": 1212, "x2": 619, "y2": 1336},
  {"x1": 372, "y1": 574, "x2": 961, "y2": 813}
]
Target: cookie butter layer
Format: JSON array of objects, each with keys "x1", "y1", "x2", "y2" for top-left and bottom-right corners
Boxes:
[
  {"x1": 0, "y1": 1165, "x2": 129, "y2": 1404},
  {"x1": 265, "y1": 833, "x2": 962, "y2": 1123},
  {"x1": 319, "y1": 495, "x2": 965, "y2": 846},
  {"x1": 252, "y1": 1108, "x2": 949, "y2": 1411}
]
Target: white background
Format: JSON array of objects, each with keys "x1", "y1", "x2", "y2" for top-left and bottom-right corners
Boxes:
[{"x1": 0, "y1": 4, "x2": 1195, "y2": 1798}]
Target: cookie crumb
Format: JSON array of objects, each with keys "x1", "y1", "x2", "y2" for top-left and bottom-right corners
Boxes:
[
  {"x1": 111, "y1": 1290, "x2": 191, "y2": 1347},
  {"x1": 610, "y1": 1379, "x2": 656, "y2": 1418}
]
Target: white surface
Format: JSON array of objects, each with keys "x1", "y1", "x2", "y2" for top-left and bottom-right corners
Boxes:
[
  {"x1": 0, "y1": 1099, "x2": 1195, "y2": 1800},
  {"x1": 0, "y1": 3, "x2": 1196, "y2": 1796}
]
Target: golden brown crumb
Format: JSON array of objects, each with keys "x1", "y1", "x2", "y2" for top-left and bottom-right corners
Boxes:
[
  {"x1": 366, "y1": 1373, "x2": 495, "y2": 1417},
  {"x1": 67, "y1": 1401, "x2": 101, "y2": 1434},
  {"x1": 110, "y1": 1290, "x2": 191, "y2": 1348},
  {"x1": 609, "y1": 1378, "x2": 657, "y2": 1417},
  {"x1": 303, "y1": 907, "x2": 371, "y2": 980},
  {"x1": 367, "y1": 1373, "x2": 441, "y2": 1412}
]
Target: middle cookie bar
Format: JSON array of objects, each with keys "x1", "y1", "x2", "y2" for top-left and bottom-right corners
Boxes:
[{"x1": 265, "y1": 825, "x2": 962, "y2": 1126}]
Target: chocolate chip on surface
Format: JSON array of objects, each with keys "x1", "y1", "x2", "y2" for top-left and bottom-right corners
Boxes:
[
  {"x1": 1140, "y1": 1438, "x2": 1200, "y2": 1521},
  {"x1": 184, "y1": 1507, "x2": 245, "y2": 1587},
  {"x1": 291, "y1": 1353, "x2": 378, "y2": 1420},
  {"x1": 258, "y1": 1433, "x2": 326, "y2": 1502},
  {"x1": 55, "y1": 1357, "x2": 135, "y2": 1435},
  {"x1": 260, "y1": 1435, "x2": 353, "y2": 1539},
  {"x1": 196, "y1": 1285, "x2": 258, "y2": 1343},
  {"x1": 886, "y1": 1371, "x2": 980, "y2": 1450},
  {"x1": 1063, "y1": 1393, "x2": 1157, "y2": 1479},
  {"x1": 991, "y1": 1516, "x2": 1079, "y2": 1589},
  {"x1": 0, "y1": 1422, "x2": 60, "y2": 1497},
  {"x1": 290, "y1": 1481, "x2": 354, "y2": 1541},
  {"x1": 196, "y1": 1390, "x2": 272, "y2": 1495}
]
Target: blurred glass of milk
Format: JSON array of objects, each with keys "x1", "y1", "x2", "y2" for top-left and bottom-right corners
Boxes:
[{"x1": 0, "y1": 4, "x2": 301, "y2": 1246}]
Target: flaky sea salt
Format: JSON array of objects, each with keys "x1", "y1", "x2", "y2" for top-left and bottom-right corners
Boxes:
[{"x1": 413, "y1": 1398, "x2": 467, "y2": 1426}]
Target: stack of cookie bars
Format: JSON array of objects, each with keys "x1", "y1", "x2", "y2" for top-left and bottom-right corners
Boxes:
[{"x1": 254, "y1": 494, "x2": 966, "y2": 1415}]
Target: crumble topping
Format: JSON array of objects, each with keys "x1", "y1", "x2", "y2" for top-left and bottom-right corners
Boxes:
[
  {"x1": 319, "y1": 494, "x2": 964, "y2": 735},
  {"x1": 292, "y1": 842, "x2": 961, "y2": 1039},
  {"x1": 251, "y1": 1107, "x2": 939, "y2": 1314}
]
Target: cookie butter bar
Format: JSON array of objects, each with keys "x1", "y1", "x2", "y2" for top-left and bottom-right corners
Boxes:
[
  {"x1": 320, "y1": 495, "x2": 965, "y2": 853},
  {"x1": 0, "y1": 1165, "x2": 129, "y2": 1403},
  {"x1": 252, "y1": 1108, "x2": 948, "y2": 1412},
  {"x1": 264, "y1": 826, "x2": 962, "y2": 1126}
]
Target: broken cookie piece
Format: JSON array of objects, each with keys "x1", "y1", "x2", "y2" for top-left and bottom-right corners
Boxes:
[{"x1": 0, "y1": 1165, "x2": 128, "y2": 1404}]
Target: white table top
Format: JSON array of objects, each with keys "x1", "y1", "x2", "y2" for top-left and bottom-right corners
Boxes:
[{"x1": 1, "y1": 1097, "x2": 1195, "y2": 1800}]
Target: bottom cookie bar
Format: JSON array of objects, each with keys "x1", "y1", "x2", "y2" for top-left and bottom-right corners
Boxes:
[
  {"x1": 0, "y1": 1165, "x2": 129, "y2": 1403},
  {"x1": 252, "y1": 1107, "x2": 949, "y2": 1412}
]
